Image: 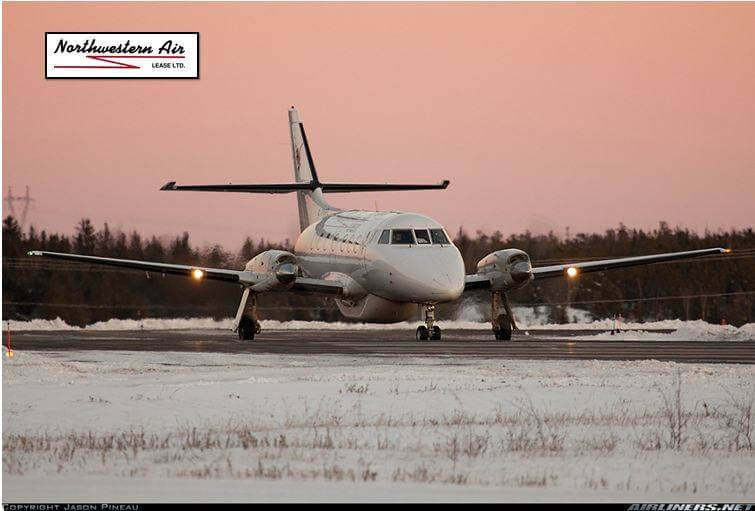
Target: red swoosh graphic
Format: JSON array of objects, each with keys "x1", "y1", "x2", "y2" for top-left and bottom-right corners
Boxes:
[{"x1": 54, "y1": 55, "x2": 185, "y2": 69}]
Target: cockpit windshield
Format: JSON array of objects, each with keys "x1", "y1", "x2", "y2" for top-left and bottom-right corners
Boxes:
[
  {"x1": 430, "y1": 229, "x2": 450, "y2": 244},
  {"x1": 414, "y1": 229, "x2": 431, "y2": 244},
  {"x1": 377, "y1": 228, "x2": 451, "y2": 245},
  {"x1": 391, "y1": 229, "x2": 415, "y2": 244}
]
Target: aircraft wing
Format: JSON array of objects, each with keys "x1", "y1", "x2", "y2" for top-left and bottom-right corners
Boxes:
[
  {"x1": 27, "y1": 251, "x2": 344, "y2": 296},
  {"x1": 463, "y1": 273, "x2": 492, "y2": 291},
  {"x1": 464, "y1": 247, "x2": 728, "y2": 291},
  {"x1": 530, "y1": 247, "x2": 727, "y2": 280}
]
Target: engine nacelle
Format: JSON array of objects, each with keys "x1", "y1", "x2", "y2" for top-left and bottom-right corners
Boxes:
[
  {"x1": 476, "y1": 248, "x2": 533, "y2": 291},
  {"x1": 243, "y1": 250, "x2": 298, "y2": 292}
]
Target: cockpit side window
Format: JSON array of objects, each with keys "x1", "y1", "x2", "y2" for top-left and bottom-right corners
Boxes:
[
  {"x1": 414, "y1": 229, "x2": 431, "y2": 244},
  {"x1": 391, "y1": 229, "x2": 415, "y2": 245},
  {"x1": 430, "y1": 229, "x2": 449, "y2": 245},
  {"x1": 378, "y1": 230, "x2": 390, "y2": 244}
]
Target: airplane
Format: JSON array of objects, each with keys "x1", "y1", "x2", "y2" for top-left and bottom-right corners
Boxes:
[{"x1": 29, "y1": 107, "x2": 729, "y2": 341}]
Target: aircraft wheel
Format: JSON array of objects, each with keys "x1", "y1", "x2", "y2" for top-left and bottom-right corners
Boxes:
[
  {"x1": 494, "y1": 314, "x2": 512, "y2": 341},
  {"x1": 416, "y1": 326, "x2": 429, "y2": 341},
  {"x1": 238, "y1": 317, "x2": 255, "y2": 341},
  {"x1": 430, "y1": 326, "x2": 442, "y2": 341}
]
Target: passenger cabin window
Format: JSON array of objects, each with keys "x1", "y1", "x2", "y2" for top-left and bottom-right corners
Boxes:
[
  {"x1": 430, "y1": 229, "x2": 450, "y2": 245},
  {"x1": 391, "y1": 229, "x2": 415, "y2": 245},
  {"x1": 378, "y1": 230, "x2": 390, "y2": 244},
  {"x1": 414, "y1": 229, "x2": 431, "y2": 244}
]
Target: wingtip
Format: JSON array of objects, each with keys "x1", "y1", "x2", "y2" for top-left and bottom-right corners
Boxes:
[
  {"x1": 160, "y1": 181, "x2": 176, "y2": 191},
  {"x1": 28, "y1": 250, "x2": 42, "y2": 256},
  {"x1": 441, "y1": 180, "x2": 450, "y2": 189}
]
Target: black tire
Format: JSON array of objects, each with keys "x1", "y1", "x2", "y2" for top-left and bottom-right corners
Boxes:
[
  {"x1": 416, "y1": 326, "x2": 429, "y2": 341},
  {"x1": 238, "y1": 317, "x2": 255, "y2": 341},
  {"x1": 431, "y1": 326, "x2": 442, "y2": 341},
  {"x1": 494, "y1": 314, "x2": 512, "y2": 341}
]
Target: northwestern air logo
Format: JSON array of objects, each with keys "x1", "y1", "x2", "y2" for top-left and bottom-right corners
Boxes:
[{"x1": 45, "y1": 32, "x2": 199, "y2": 79}]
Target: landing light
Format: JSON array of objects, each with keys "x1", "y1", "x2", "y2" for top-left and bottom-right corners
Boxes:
[
  {"x1": 724, "y1": 248, "x2": 732, "y2": 253},
  {"x1": 566, "y1": 267, "x2": 578, "y2": 278},
  {"x1": 192, "y1": 269, "x2": 205, "y2": 280}
]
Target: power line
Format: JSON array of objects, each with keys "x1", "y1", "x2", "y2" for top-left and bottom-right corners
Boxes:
[
  {"x1": 4, "y1": 291, "x2": 752, "y2": 311},
  {"x1": 520, "y1": 291, "x2": 755, "y2": 307},
  {"x1": 2, "y1": 301, "x2": 337, "y2": 311}
]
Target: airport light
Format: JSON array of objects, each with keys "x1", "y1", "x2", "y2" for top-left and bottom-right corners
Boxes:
[
  {"x1": 192, "y1": 269, "x2": 205, "y2": 280},
  {"x1": 566, "y1": 267, "x2": 578, "y2": 278}
]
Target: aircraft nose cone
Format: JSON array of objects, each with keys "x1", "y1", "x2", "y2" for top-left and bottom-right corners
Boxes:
[
  {"x1": 409, "y1": 251, "x2": 465, "y2": 302},
  {"x1": 426, "y1": 266, "x2": 465, "y2": 301},
  {"x1": 375, "y1": 246, "x2": 466, "y2": 303}
]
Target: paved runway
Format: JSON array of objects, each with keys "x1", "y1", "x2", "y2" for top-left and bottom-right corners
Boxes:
[{"x1": 8, "y1": 328, "x2": 754, "y2": 363}]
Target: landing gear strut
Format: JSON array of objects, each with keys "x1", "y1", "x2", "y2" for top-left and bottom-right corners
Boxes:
[
  {"x1": 492, "y1": 292, "x2": 516, "y2": 341},
  {"x1": 235, "y1": 288, "x2": 262, "y2": 341},
  {"x1": 416, "y1": 305, "x2": 441, "y2": 341}
]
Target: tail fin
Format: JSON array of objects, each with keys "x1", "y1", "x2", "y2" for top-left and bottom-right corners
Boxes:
[{"x1": 288, "y1": 107, "x2": 337, "y2": 231}]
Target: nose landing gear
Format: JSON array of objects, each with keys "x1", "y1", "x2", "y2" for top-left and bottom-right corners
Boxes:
[
  {"x1": 416, "y1": 305, "x2": 442, "y2": 341},
  {"x1": 492, "y1": 292, "x2": 516, "y2": 341}
]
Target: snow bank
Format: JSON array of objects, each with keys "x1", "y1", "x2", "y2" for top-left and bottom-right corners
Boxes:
[
  {"x1": 575, "y1": 321, "x2": 755, "y2": 342},
  {"x1": 2, "y1": 317, "x2": 80, "y2": 331},
  {"x1": 1, "y1": 305, "x2": 588, "y2": 331},
  {"x1": 3, "y1": 315, "x2": 753, "y2": 341}
]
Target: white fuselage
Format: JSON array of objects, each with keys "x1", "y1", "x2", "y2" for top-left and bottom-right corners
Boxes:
[{"x1": 293, "y1": 209, "x2": 465, "y2": 322}]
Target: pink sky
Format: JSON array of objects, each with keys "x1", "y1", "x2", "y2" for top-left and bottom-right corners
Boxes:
[{"x1": 4, "y1": 2, "x2": 754, "y2": 249}]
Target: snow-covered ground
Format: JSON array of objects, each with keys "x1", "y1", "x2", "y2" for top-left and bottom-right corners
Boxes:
[
  {"x1": 4, "y1": 314, "x2": 753, "y2": 342},
  {"x1": 3, "y1": 349, "x2": 754, "y2": 501},
  {"x1": 570, "y1": 322, "x2": 755, "y2": 342}
]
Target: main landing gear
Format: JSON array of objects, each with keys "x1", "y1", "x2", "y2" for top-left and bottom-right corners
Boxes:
[
  {"x1": 491, "y1": 291, "x2": 517, "y2": 341},
  {"x1": 235, "y1": 289, "x2": 262, "y2": 341},
  {"x1": 238, "y1": 316, "x2": 261, "y2": 341},
  {"x1": 416, "y1": 305, "x2": 442, "y2": 341}
]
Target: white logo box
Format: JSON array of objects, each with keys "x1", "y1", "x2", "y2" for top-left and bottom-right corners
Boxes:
[{"x1": 46, "y1": 32, "x2": 199, "y2": 79}]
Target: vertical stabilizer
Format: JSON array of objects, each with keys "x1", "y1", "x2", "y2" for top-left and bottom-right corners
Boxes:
[{"x1": 288, "y1": 107, "x2": 336, "y2": 231}]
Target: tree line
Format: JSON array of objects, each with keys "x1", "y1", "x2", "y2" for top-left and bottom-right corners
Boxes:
[{"x1": 3, "y1": 216, "x2": 753, "y2": 326}]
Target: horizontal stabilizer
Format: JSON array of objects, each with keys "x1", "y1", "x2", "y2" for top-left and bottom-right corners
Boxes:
[
  {"x1": 161, "y1": 182, "x2": 313, "y2": 194},
  {"x1": 160, "y1": 180, "x2": 449, "y2": 194},
  {"x1": 320, "y1": 180, "x2": 449, "y2": 193}
]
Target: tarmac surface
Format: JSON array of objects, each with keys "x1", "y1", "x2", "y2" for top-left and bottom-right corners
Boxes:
[{"x1": 8, "y1": 328, "x2": 754, "y2": 363}]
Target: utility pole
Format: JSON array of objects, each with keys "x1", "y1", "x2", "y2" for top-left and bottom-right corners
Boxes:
[{"x1": 5, "y1": 186, "x2": 34, "y2": 230}]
